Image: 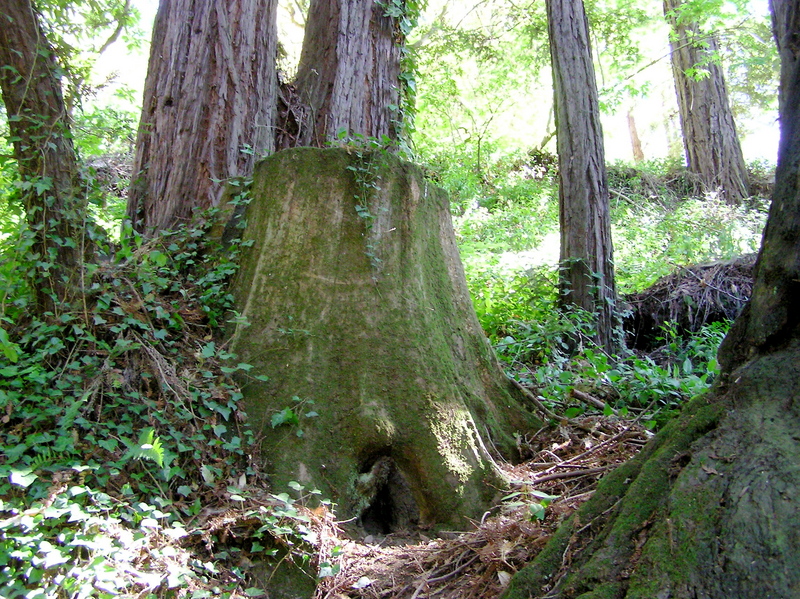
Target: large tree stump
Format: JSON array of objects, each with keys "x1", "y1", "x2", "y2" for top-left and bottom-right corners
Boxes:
[{"x1": 230, "y1": 148, "x2": 537, "y2": 530}]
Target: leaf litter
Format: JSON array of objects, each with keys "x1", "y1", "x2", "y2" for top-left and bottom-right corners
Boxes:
[{"x1": 308, "y1": 415, "x2": 650, "y2": 599}]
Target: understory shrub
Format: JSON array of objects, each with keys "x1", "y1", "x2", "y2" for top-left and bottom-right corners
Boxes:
[{"x1": 0, "y1": 190, "x2": 330, "y2": 598}]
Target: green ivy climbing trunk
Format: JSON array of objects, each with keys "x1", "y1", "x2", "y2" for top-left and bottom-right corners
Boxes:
[
  {"x1": 0, "y1": 0, "x2": 88, "y2": 315},
  {"x1": 230, "y1": 148, "x2": 539, "y2": 529}
]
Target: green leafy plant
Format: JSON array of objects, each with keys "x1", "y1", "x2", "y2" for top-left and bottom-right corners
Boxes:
[
  {"x1": 0, "y1": 180, "x2": 320, "y2": 596},
  {"x1": 337, "y1": 131, "x2": 396, "y2": 277},
  {"x1": 502, "y1": 489, "x2": 559, "y2": 522},
  {"x1": 271, "y1": 396, "x2": 319, "y2": 439}
]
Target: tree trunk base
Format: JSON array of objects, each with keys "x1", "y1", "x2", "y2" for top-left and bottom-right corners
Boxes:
[
  {"x1": 504, "y1": 340, "x2": 800, "y2": 598},
  {"x1": 230, "y1": 148, "x2": 539, "y2": 531}
]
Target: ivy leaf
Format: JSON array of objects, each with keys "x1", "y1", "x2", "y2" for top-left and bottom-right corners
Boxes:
[
  {"x1": 200, "y1": 464, "x2": 216, "y2": 485},
  {"x1": 271, "y1": 407, "x2": 299, "y2": 428},
  {"x1": 9, "y1": 468, "x2": 37, "y2": 488},
  {"x1": 33, "y1": 176, "x2": 53, "y2": 195},
  {"x1": 0, "y1": 328, "x2": 19, "y2": 363},
  {"x1": 529, "y1": 502, "x2": 547, "y2": 521}
]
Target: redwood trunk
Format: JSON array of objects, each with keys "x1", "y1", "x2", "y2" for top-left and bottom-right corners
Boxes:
[
  {"x1": 664, "y1": 0, "x2": 750, "y2": 205},
  {"x1": 291, "y1": 0, "x2": 402, "y2": 147},
  {"x1": 547, "y1": 0, "x2": 619, "y2": 354},
  {"x1": 0, "y1": 0, "x2": 86, "y2": 314},
  {"x1": 127, "y1": 0, "x2": 278, "y2": 237}
]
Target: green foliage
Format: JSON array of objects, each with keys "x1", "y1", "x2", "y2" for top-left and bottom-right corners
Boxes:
[
  {"x1": 271, "y1": 396, "x2": 319, "y2": 439},
  {"x1": 453, "y1": 156, "x2": 762, "y2": 428},
  {"x1": 720, "y1": 13, "x2": 779, "y2": 122},
  {"x1": 36, "y1": 0, "x2": 144, "y2": 111},
  {"x1": 502, "y1": 489, "x2": 559, "y2": 522},
  {"x1": 0, "y1": 483, "x2": 190, "y2": 599},
  {"x1": 72, "y1": 105, "x2": 138, "y2": 156},
  {"x1": 377, "y1": 0, "x2": 427, "y2": 152},
  {"x1": 609, "y1": 160, "x2": 767, "y2": 293},
  {"x1": 0, "y1": 183, "x2": 332, "y2": 596},
  {"x1": 338, "y1": 131, "x2": 396, "y2": 275},
  {"x1": 498, "y1": 319, "x2": 727, "y2": 428}
]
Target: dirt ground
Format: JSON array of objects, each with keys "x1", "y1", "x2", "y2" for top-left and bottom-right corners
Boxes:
[{"x1": 310, "y1": 415, "x2": 650, "y2": 599}]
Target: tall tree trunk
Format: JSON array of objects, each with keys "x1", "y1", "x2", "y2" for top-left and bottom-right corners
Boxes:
[
  {"x1": 664, "y1": 0, "x2": 750, "y2": 205},
  {"x1": 502, "y1": 2, "x2": 800, "y2": 596},
  {"x1": 290, "y1": 0, "x2": 402, "y2": 147},
  {"x1": 0, "y1": 0, "x2": 87, "y2": 315},
  {"x1": 547, "y1": 0, "x2": 619, "y2": 355},
  {"x1": 127, "y1": 0, "x2": 278, "y2": 237}
]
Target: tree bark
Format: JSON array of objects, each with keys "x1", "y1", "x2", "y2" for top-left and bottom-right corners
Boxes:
[
  {"x1": 126, "y1": 0, "x2": 278, "y2": 237},
  {"x1": 0, "y1": 0, "x2": 87, "y2": 315},
  {"x1": 718, "y1": 0, "x2": 800, "y2": 372},
  {"x1": 229, "y1": 148, "x2": 540, "y2": 529},
  {"x1": 547, "y1": 0, "x2": 619, "y2": 355},
  {"x1": 502, "y1": 2, "x2": 800, "y2": 596},
  {"x1": 627, "y1": 110, "x2": 645, "y2": 162},
  {"x1": 290, "y1": 0, "x2": 402, "y2": 147},
  {"x1": 663, "y1": 0, "x2": 750, "y2": 205}
]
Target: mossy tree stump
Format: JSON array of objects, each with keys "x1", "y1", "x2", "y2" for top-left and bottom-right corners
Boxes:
[{"x1": 230, "y1": 147, "x2": 537, "y2": 529}]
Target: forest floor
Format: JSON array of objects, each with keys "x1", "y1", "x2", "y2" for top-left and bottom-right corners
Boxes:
[{"x1": 309, "y1": 415, "x2": 650, "y2": 599}]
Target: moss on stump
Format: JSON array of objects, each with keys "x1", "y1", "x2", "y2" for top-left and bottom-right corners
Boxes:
[{"x1": 230, "y1": 148, "x2": 538, "y2": 530}]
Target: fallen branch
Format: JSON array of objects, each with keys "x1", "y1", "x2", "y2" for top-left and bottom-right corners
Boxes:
[
  {"x1": 570, "y1": 389, "x2": 616, "y2": 414},
  {"x1": 532, "y1": 466, "x2": 611, "y2": 484}
]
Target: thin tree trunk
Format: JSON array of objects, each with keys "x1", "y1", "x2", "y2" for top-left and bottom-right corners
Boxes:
[
  {"x1": 291, "y1": 0, "x2": 402, "y2": 147},
  {"x1": 0, "y1": 0, "x2": 87, "y2": 315},
  {"x1": 627, "y1": 110, "x2": 645, "y2": 162},
  {"x1": 127, "y1": 0, "x2": 278, "y2": 237},
  {"x1": 664, "y1": 0, "x2": 750, "y2": 205},
  {"x1": 547, "y1": 0, "x2": 619, "y2": 354}
]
